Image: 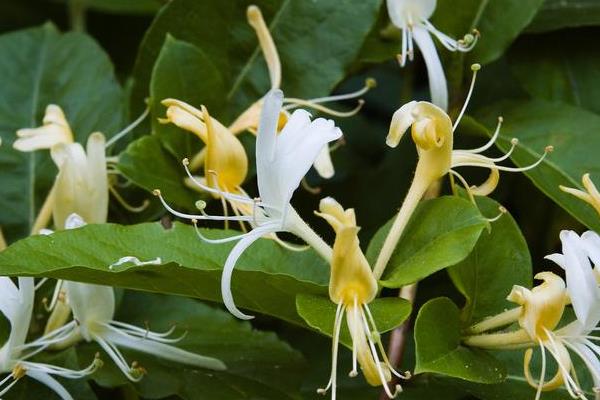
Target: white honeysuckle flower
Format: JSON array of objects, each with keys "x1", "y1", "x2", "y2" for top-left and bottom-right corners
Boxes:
[
  {"x1": 43, "y1": 214, "x2": 226, "y2": 381},
  {"x1": 13, "y1": 105, "x2": 74, "y2": 151},
  {"x1": 386, "y1": 0, "x2": 478, "y2": 110},
  {"x1": 155, "y1": 89, "x2": 340, "y2": 320},
  {"x1": 0, "y1": 277, "x2": 100, "y2": 400},
  {"x1": 545, "y1": 230, "x2": 600, "y2": 398}
]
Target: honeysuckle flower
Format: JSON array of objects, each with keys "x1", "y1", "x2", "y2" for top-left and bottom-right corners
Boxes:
[
  {"x1": 0, "y1": 277, "x2": 101, "y2": 399},
  {"x1": 561, "y1": 173, "x2": 600, "y2": 217},
  {"x1": 42, "y1": 214, "x2": 226, "y2": 381},
  {"x1": 159, "y1": 99, "x2": 249, "y2": 218},
  {"x1": 227, "y1": 5, "x2": 374, "y2": 179},
  {"x1": 15, "y1": 104, "x2": 148, "y2": 234},
  {"x1": 386, "y1": 0, "x2": 479, "y2": 110},
  {"x1": 464, "y1": 231, "x2": 600, "y2": 399},
  {"x1": 155, "y1": 89, "x2": 340, "y2": 319},
  {"x1": 373, "y1": 65, "x2": 551, "y2": 279},
  {"x1": 314, "y1": 197, "x2": 408, "y2": 399}
]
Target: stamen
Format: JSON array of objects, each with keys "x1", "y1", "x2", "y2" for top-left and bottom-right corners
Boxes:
[
  {"x1": 318, "y1": 303, "x2": 345, "y2": 399},
  {"x1": 453, "y1": 63, "x2": 481, "y2": 132},
  {"x1": 109, "y1": 185, "x2": 149, "y2": 213},
  {"x1": 105, "y1": 106, "x2": 150, "y2": 149},
  {"x1": 349, "y1": 296, "x2": 358, "y2": 378},
  {"x1": 152, "y1": 189, "x2": 254, "y2": 222},
  {"x1": 34, "y1": 278, "x2": 48, "y2": 291},
  {"x1": 283, "y1": 98, "x2": 365, "y2": 118},
  {"x1": 452, "y1": 145, "x2": 553, "y2": 172},
  {"x1": 291, "y1": 78, "x2": 376, "y2": 105},
  {"x1": 363, "y1": 304, "x2": 411, "y2": 380},
  {"x1": 449, "y1": 169, "x2": 476, "y2": 204},
  {"x1": 463, "y1": 116, "x2": 504, "y2": 154},
  {"x1": 485, "y1": 138, "x2": 518, "y2": 163},
  {"x1": 485, "y1": 206, "x2": 507, "y2": 223},
  {"x1": 43, "y1": 281, "x2": 65, "y2": 312}
]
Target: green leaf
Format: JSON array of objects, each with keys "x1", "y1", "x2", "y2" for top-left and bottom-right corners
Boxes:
[
  {"x1": 475, "y1": 99, "x2": 600, "y2": 232},
  {"x1": 0, "y1": 23, "x2": 124, "y2": 242},
  {"x1": 414, "y1": 297, "x2": 506, "y2": 383},
  {"x1": 527, "y1": 0, "x2": 600, "y2": 33},
  {"x1": 78, "y1": 291, "x2": 306, "y2": 400},
  {"x1": 509, "y1": 29, "x2": 600, "y2": 114},
  {"x1": 117, "y1": 135, "x2": 200, "y2": 209},
  {"x1": 432, "y1": 0, "x2": 545, "y2": 65},
  {"x1": 448, "y1": 196, "x2": 532, "y2": 325},
  {"x1": 0, "y1": 222, "x2": 328, "y2": 325},
  {"x1": 130, "y1": 0, "x2": 381, "y2": 119},
  {"x1": 296, "y1": 294, "x2": 411, "y2": 346},
  {"x1": 366, "y1": 196, "x2": 487, "y2": 288}
]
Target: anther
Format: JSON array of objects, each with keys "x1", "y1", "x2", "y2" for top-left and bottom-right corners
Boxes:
[
  {"x1": 182, "y1": 158, "x2": 190, "y2": 166},
  {"x1": 316, "y1": 388, "x2": 327, "y2": 395},
  {"x1": 510, "y1": 138, "x2": 519, "y2": 145},
  {"x1": 545, "y1": 145, "x2": 554, "y2": 153},
  {"x1": 152, "y1": 189, "x2": 161, "y2": 196},
  {"x1": 365, "y1": 77, "x2": 377, "y2": 88},
  {"x1": 471, "y1": 63, "x2": 481, "y2": 71},
  {"x1": 348, "y1": 370, "x2": 358, "y2": 377},
  {"x1": 195, "y1": 200, "x2": 207, "y2": 211}
]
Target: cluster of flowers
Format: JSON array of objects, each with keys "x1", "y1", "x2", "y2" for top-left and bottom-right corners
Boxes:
[{"x1": 0, "y1": 1, "x2": 597, "y2": 400}]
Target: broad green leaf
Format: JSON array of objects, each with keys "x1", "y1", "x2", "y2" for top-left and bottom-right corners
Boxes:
[
  {"x1": 432, "y1": 0, "x2": 545, "y2": 65},
  {"x1": 117, "y1": 135, "x2": 200, "y2": 209},
  {"x1": 4, "y1": 348, "x2": 98, "y2": 400},
  {"x1": 0, "y1": 23, "x2": 123, "y2": 242},
  {"x1": 475, "y1": 99, "x2": 600, "y2": 232},
  {"x1": 509, "y1": 30, "x2": 600, "y2": 114},
  {"x1": 78, "y1": 291, "x2": 306, "y2": 400},
  {"x1": 130, "y1": 0, "x2": 381, "y2": 119},
  {"x1": 414, "y1": 297, "x2": 506, "y2": 383},
  {"x1": 448, "y1": 196, "x2": 532, "y2": 325},
  {"x1": 296, "y1": 294, "x2": 411, "y2": 346},
  {"x1": 366, "y1": 196, "x2": 487, "y2": 288},
  {"x1": 527, "y1": 0, "x2": 600, "y2": 33},
  {"x1": 0, "y1": 222, "x2": 328, "y2": 325}
]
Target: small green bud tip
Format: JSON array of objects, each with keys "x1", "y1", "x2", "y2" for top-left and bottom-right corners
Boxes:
[
  {"x1": 365, "y1": 77, "x2": 377, "y2": 88},
  {"x1": 471, "y1": 63, "x2": 481, "y2": 71}
]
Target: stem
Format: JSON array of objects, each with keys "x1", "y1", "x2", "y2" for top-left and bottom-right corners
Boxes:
[
  {"x1": 287, "y1": 207, "x2": 332, "y2": 263},
  {"x1": 68, "y1": 0, "x2": 87, "y2": 32},
  {"x1": 373, "y1": 172, "x2": 431, "y2": 280},
  {"x1": 31, "y1": 184, "x2": 56, "y2": 235},
  {"x1": 465, "y1": 307, "x2": 522, "y2": 335},
  {"x1": 462, "y1": 329, "x2": 532, "y2": 349},
  {"x1": 0, "y1": 227, "x2": 6, "y2": 250}
]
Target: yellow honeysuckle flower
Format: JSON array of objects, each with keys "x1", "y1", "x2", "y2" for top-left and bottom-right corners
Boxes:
[
  {"x1": 315, "y1": 197, "x2": 408, "y2": 399},
  {"x1": 14, "y1": 105, "x2": 74, "y2": 151},
  {"x1": 560, "y1": 173, "x2": 600, "y2": 217},
  {"x1": 372, "y1": 65, "x2": 552, "y2": 279},
  {"x1": 507, "y1": 272, "x2": 568, "y2": 343},
  {"x1": 159, "y1": 99, "x2": 248, "y2": 198}
]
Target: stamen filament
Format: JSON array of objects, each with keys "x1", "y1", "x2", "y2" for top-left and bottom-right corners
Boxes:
[
  {"x1": 152, "y1": 190, "x2": 254, "y2": 222},
  {"x1": 462, "y1": 117, "x2": 504, "y2": 154},
  {"x1": 109, "y1": 185, "x2": 149, "y2": 213},
  {"x1": 283, "y1": 98, "x2": 365, "y2": 118},
  {"x1": 453, "y1": 146, "x2": 552, "y2": 172},
  {"x1": 453, "y1": 63, "x2": 480, "y2": 132},
  {"x1": 105, "y1": 106, "x2": 150, "y2": 149}
]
